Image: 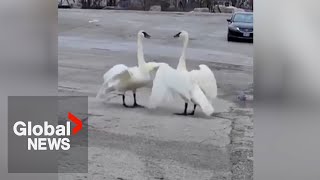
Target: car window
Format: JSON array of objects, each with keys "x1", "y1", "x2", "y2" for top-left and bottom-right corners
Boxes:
[{"x1": 233, "y1": 14, "x2": 253, "y2": 23}]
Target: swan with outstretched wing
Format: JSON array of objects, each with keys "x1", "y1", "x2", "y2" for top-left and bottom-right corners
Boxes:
[
  {"x1": 148, "y1": 30, "x2": 217, "y2": 116},
  {"x1": 96, "y1": 30, "x2": 165, "y2": 108},
  {"x1": 149, "y1": 64, "x2": 214, "y2": 116}
]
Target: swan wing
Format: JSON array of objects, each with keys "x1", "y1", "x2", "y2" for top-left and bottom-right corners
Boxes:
[
  {"x1": 145, "y1": 62, "x2": 169, "y2": 87},
  {"x1": 191, "y1": 84, "x2": 214, "y2": 116},
  {"x1": 145, "y1": 62, "x2": 168, "y2": 76},
  {"x1": 146, "y1": 62, "x2": 168, "y2": 71},
  {"x1": 96, "y1": 64, "x2": 131, "y2": 99},
  {"x1": 103, "y1": 64, "x2": 131, "y2": 82},
  {"x1": 189, "y1": 64, "x2": 217, "y2": 101},
  {"x1": 148, "y1": 64, "x2": 193, "y2": 108}
]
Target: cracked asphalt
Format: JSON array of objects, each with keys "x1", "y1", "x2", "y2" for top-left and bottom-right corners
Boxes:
[{"x1": 58, "y1": 9, "x2": 253, "y2": 180}]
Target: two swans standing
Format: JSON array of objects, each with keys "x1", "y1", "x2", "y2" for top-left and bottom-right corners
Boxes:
[
  {"x1": 96, "y1": 30, "x2": 165, "y2": 107},
  {"x1": 149, "y1": 30, "x2": 217, "y2": 116}
]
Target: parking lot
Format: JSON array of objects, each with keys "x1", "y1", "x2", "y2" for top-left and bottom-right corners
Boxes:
[{"x1": 58, "y1": 9, "x2": 253, "y2": 180}]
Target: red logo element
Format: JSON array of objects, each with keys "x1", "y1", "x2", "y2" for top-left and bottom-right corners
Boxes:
[{"x1": 68, "y1": 112, "x2": 83, "y2": 135}]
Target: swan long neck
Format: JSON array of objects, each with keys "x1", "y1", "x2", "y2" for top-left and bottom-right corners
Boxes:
[
  {"x1": 177, "y1": 34, "x2": 188, "y2": 71},
  {"x1": 137, "y1": 35, "x2": 146, "y2": 67}
]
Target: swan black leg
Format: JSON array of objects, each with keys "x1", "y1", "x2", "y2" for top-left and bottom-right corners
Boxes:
[
  {"x1": 175, "y1": 103, "x2": 188, "y2": 116},
  {"x1": 188, "y1": 104, "x2": 197, "y2": 115},
  {"x1": 122, "y1": 94, "x2": 129, "y2": 108},
  {"x1": 133, "y1": 92, "x2": 144, "y2": 108}
]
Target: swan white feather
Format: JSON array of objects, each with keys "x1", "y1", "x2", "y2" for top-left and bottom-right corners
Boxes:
[
  {"x1": 96, "y1": 64, "x2": 129, "y2": 99},
  {"x1": 149, "y1": 64, "x2": 192, "y2": 108},
  {"x1": 189, "y1": 64, "x2": 217, "y2": 102},
  {"x1": 190, "y1": 84, "x2": 214, "y2": 116}
]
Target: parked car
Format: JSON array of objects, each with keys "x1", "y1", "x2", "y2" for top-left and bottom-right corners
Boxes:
[{"x1": 227, "y1": 12, "x2": 253, "y2": 41}]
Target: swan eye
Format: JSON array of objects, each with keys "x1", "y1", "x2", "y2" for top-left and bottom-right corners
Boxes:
[
  {"x1": 174, "y1": 32, "x2": 181, "y2": 38},
  {"x1": 142, "y1": 32, "x2": 151, "y2": 39}
]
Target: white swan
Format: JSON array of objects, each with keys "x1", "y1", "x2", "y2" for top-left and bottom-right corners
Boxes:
[
  {"x1": 149, "y1": 30, "x2": 217, "y2": 116},
  {"x1": 96, "y1": 30, "x2": 165, "y2": 108},
  {"x1": 175, "y1": 30, "x2": 217, "y2": 115}
]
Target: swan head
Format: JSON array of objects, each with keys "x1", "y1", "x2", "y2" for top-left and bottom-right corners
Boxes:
[
  {"x1": 173, "y1": 30, "x2": 189, "y2": 39},
  {"x1": 138, "y1": 30, "x2": 151, "y2": 39}
]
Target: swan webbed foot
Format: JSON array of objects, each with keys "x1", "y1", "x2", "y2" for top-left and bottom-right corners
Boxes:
[
  {"x1": 131, "y1": 92, "x2": 144, "y2": 108},
  {"x1": 187, "y1": 104, "x2": 197, "y2": 115},
  {"x1": 133, "y1": 103, "x2": 144, "y2": 108},
  {"x1": 123, "y1": 104, "x2": 131, "y2": 108},
  {"x1": 123, "y1": 104, "x2": 144, "y2": 108},
  {"x1": 174, "y1": 112, "x2": 188, "y2": 116},
  {"x1": 174, "y1": 103, "x2": 188, "y2": 116}
]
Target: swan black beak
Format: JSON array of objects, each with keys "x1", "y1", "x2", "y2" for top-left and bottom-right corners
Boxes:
[
  {"x1": 142, "y1": 32, "x2": 151, "y2": 39},
  {"x1": 174, "y1": 32, "x2": 181, "y2": 38}
]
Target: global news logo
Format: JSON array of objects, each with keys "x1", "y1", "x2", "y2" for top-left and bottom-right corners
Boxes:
[{"x1": 12, "y1": 112, "x2": 83, "y2": 151}]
